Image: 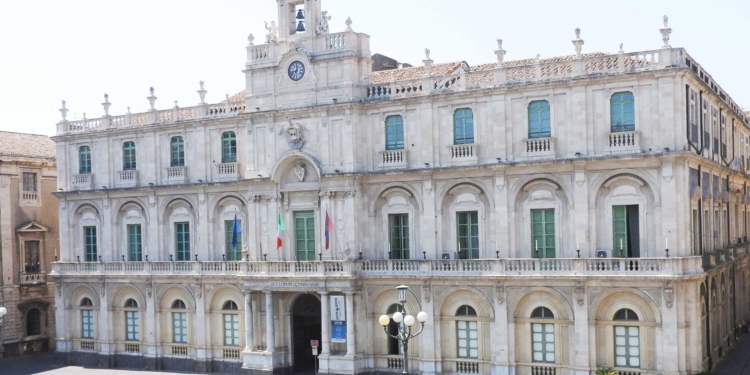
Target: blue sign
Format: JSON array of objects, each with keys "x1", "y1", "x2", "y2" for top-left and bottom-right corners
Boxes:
[
  {"x1": 331, "y1": 321, "x2": 346, "y2": 343},
  {"x1": 330, "y1": 295, "x2": 346, "y2": 343}
]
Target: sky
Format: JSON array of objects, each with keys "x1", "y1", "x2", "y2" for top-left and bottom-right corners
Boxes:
[{"x1": 1, "y1": 0, "x2": 748, "y2": 136}]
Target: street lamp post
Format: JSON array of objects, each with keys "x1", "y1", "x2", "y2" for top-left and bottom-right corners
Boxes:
[{"x1": 377, "y1": 285, "x2": 428, "y2": 375}]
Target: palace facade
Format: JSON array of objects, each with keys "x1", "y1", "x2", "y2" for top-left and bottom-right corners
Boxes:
[{"x1": 50, "y1": 2, "x2": 750, "y2": 375}]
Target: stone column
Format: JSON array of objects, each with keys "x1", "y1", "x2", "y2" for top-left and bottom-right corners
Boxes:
[
  {"x1": 320, "y1": 292, "x2": 330, "y2": 355},
  {"x1": 345, "y1": 292, "x2": 355, "y2": 356},
  {"x1": 244, "y1": 291, "x2": 253, "y2": 351},
  {"x1": 265, "y1": 291, "x2": 274, "y2": 352}
]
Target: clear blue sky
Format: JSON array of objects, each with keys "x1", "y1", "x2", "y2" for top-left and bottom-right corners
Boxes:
[{"x1": 1, "y1": 0, "x2": 748, "y2": 136}]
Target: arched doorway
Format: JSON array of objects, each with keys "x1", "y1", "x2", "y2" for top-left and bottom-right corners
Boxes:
[{"x1": 292, "y1": 294, "x2": 321, "y2": 374}]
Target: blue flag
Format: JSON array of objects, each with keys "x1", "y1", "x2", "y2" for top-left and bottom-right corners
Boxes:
[{"x1": 232, "y1": 214, "x2": 241, "y2": 251}]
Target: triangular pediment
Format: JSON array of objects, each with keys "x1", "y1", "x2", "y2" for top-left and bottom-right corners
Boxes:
[{"x1": 17, "y1": 221, "x2": 49, "y2": 233}]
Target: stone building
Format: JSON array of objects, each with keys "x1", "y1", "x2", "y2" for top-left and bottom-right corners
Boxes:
[
  {"x1": 0, "y1": 131, "x2": 58, "y2": 357},
  {"x1": 49, "y1": 2, "x2": 750, "y2": 375}
]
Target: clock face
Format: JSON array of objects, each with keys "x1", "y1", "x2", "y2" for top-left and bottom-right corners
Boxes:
[{"x1": 288, "y1": 61, "x2": 305, "y2": 81}]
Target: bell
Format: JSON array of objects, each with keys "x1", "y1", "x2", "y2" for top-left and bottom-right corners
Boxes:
[
  {"x1": 296, "y1": 20, "x2": 306, "y2": 32},
  {"x1": 296, "y1": 9, "x2": 305, "y2": 20}
]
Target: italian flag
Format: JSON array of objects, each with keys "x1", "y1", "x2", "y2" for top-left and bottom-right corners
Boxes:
[{"x1": 277, "y1": 212, "x2": 286, "y2": 249}]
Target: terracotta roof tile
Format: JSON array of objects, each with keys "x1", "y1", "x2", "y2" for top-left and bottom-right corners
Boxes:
[{"x1": 0, "y1": 131, "x2": 56, "y2": 159}]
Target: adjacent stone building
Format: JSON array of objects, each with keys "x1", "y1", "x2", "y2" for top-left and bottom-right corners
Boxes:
[
  {"x1": 49, "y1": 2, "x2": 750, "y2": 375},
  {"x1": 0, "y1": 131, "x2": 58, "y2": 357}
]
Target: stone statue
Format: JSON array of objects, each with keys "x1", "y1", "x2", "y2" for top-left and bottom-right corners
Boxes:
[
  {"x1": 425, "y1": 48, "x2": 430, "y2": 60},
  {"x1": 663, "y1": 15, "x2": 668, "y2": 28},
  {"x1": 345, "y1": 17, "x2": 352, "y2": 31},
  {"x1": 265, "y1": 21, "x2": 278, "y2": 43},
  {"x1": 317, "y1": 11, "x2": 331, "y2": 35}
]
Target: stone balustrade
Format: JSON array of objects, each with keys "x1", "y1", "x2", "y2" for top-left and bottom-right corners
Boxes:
[
  {"x1": 164, "y1": 166, "x2": 187, "y2": 184},
  {"x1": 116, "y1": 170, "x2": 138, "y2": 187},
  {"x1": 448, "y1": 143, "x2": 478, "y2": 162},
  {"x1": 50, "y1": 256, "x2": 706, "y2": 278},
  {"x1": 607, "y1": 131, "x2": 640, "y2": 153},
  {"x1": 379, "y1": 149, "x2": 407, "y2": 168},
  {"x1": 523, "y1": 137, "x2": 555, "y2": 157},
  {"x1": 72, "y1": 173, "x2": 94, "y2": 190},
  {"x1": 215, "y1": 162, "x2": 239, "y2": 181}
]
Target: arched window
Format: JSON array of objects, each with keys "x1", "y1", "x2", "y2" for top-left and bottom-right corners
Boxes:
[
  {"x1": 27, "y1": 308, "x2": 41, "y2": 336},
  {"x1": 221, "y1": 132, "x2": 237, "y2": 163},
  {"x1": 122, "y1": 141, "x2": 137, "y2": 170},
  {"x1": 79, "y1": 146, "x2": 91, "y2": 174},
  {"x1": 223, "y1": 300, "x2": 240, "y2": 346},
  {"x1": 528, "y1": 100, "x2": 551, "y2": 139},
  {"x1": 386, "y1": 304, "x2": 404, "y2": 355},
  {"x1": 613, "y1": 308, "x2": 640, "y2": 368},
  {"x1": 170, "y1": 136, "x2": 185, "y2": 167},
  {"x1": 611, "y1": 92, "x2": 635, "y2": 132},
  {"x1": 123, "y1": 298, "x2": 140, "y2": 341},
  {"x1": 531, "y1": 306, "x2": 554, "y2": 363},
  {"x1": 80, "y1": 297, "x2": 93, "y2": 307},
  {"x1": 385, "y1": 115, "x2": 404, "y2": 150},
  {"x1": 456, "y1": 305, "x2": 478, "y2": 358},
  {"x1": 172, "y1": 299, "x2": 188, "y2": 343},
  {"x1": 80, "y1": 298, "x2": 94, "y2": 339},
  {"x1": 453, "y1": 108, "x2": 474, "y2": 145}
]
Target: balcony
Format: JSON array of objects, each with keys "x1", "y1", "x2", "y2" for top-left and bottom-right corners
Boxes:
[
  {"x1": 448, "y1": 144, "x2": 478, "y2": 164},
  {"x1": 379, "y1": 149, "x2": 408, "y2": 169},
  {"x1": 606, "y1": 131, "x2": 640, "y2": 154},
  {"x1": 116, "y1": 170, "x2": 138, "y2": 188},
  {"x1": 21, "y1": 191, "x2": 38, "y2": 204},
  {"x1": 164, "y1": 166, "x2": 188, "y2": 184},
  {"x1": 215, "y1": 162, "x2": 239, "y2": 182},
  {"x1": 522, "y1": 137, "x2": 556, "y2": 158},
  {"x1": 20, "y1": 272, "x2": 45, "y2": 285},
  {"x1": 72, "y1": 174, "x2": 94, "y2": 190}
]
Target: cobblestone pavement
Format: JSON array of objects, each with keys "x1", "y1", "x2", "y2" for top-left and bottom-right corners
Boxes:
[{"x1": 716, "y1": 333, "x2": 750, "y2": 375}]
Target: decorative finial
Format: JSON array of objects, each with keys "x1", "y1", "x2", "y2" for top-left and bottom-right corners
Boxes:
[
  {"x1": 197, "y1": 81, "x2": 207, "y2": 104},
  {"x1": 102, "y1": 94, "x2": 112, "y2": 116},
  {"x1": 174, "y1": 100, "x2": 178, "y2": 107},
  {"x1": 497, "y1": 39, "x2": 503, "y2": 50},
  {"x1": 572, "y1": 28, "x2": 585, "y2": 57},
  {"x1": 619, "y1": 43, "x2": 624, "y2": 53},
  {"x1": 226, "y1": 94, "x2": 230, "y2": 101},
  {"x1": 199, "y1": 80, "x2": 204, "y2": 90},
  {"x1": 424, "y1": 48, "x2": 430, "y2": 60},
  {"x1": 149, "y1": 87, "x2": 154, "y2": 95},
  {"x1": 575, "y1": 27, "x2": 581, "y2": 39},
  {"x1": 535, "y1": 54, "x2": 541, "y2": 63},
  {"x1": 663, "y1": 15, "x2": 669, "y2": 28},
  {"x1": 345, "y1": 17, "x2": 352, "y2": 31},
  {"x1": 147, "y1": 87, "x2": 157, "y2": 110},
  {"x1": 127, "y1": 107, "x2": 131, "y2": 114},
  {"x1": 104, "y1": 93, "x2": 109, "y2": 101},
  {"x1": 495, "y1": 39, "x2": 506, "y2": 66},
  {"x1": 660, "y1": 15, "x2": 672, "y2": 48},
  {"x1": 59, "y1": 100, "x2": 68, "y2": 121},
  {"x1": 247, "y1": 33, "x2": 254, "y2": 45}
]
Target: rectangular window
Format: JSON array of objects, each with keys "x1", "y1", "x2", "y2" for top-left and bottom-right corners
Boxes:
[
  {"x1": 456, "y1": 211, "x2": 479, "y2": 259},
  {"x1": 84, "y1": 226, "x2": 97, "y2": 262},
  {"x1": 528, "y1": 101, "x2": 551, "y2": 138},
  {"x1": 24, "y1": 240, "x2": 40, "y2": 272},
  {"x1": 225, "y1": 220, "x2": 242, "y2": 261},
  {"x1": 170, "y1": 137, "x2": 185, "y2": 167},
  {"x1": 123, "y1": 141, "x2": 137, "y2": 170},
  {"x1": 174, "y1": 222, "x2": 190, "y2": 261},
  {"x1": 610, "y1": 92, "x2": 635, "y2": 132},
  {"x1": 615, "y1": 326, "x2": 640, "y2": 368},
  {"x1": 453, "y1": 108, "x2": 474, "y2": 145},
  {"x1": 22, "y1": 172, "x2": 37, "y2": 192},
  {"x1": 385, "y1": 115, "x2": 405, "y2": 150},
  {"x1": 79, "y1": 146, "x2": 92, "y2": 174},
  {"x1": 221, "y1": 132, "x2": 237, "y2": 163},
  {"x1": 223, "y1": 314, "x2": 240, "y2": 346},
  {"x1": 457, "y1": 320, "x2": 478, "y2": 358},
  {"x1": 531, "y1": 209, "x2": 555, "y2": 258},
  {"x1": 388, "y1": 214, "x2": 409, "y2": 259},
  {"x1": 532, "y1": 323, "x2": 555, "y2": 363},
  {"x1": 127, "y1": 224, "x2": 142, "y2": 261},
  {"x1": 612, "y1": 205, "x2": 640, "y2": 258},
  {"x1": 126, "y1": 311, "x2": 139, "y2": 341},
  {"x1": 294, "y1": 211, "x2": 316, "y2": 261},
  {"x1": 81, "y1": 310, "x2": 94, "y2": 339},
  {"x1": 173, "y1": 312, "x2": 188, "y2": 343}
]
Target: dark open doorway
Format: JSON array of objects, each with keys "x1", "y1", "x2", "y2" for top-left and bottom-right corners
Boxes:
[{"x1": 292, "y1": 294, "x2": 321, "y2": 374}]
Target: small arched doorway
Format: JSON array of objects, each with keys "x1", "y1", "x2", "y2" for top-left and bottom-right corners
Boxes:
[{"x1": 292, "y1": 294, "x2": 321, "y2": 374}]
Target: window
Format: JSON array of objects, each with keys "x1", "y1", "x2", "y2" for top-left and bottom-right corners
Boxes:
[
  {"x1": 531, "y1": 209, "x2": 555, "y2": 258},
  {"x1": 24, "y1": 240, "x2": 40, "y2": 273},
  {"x1": 386, "y1": 304, "x2": 404, "y2": 355},
  {"x1": 26, "y1": 308, "x2": 41, "y2": 336},
  {"x1": 125, "y1": 299, "x2": 139, "y2": 341},
  {"x1": 174, "y1": 222, "x2": 190, "y2": 261},
  {"x1": 122, "y1": 141, "x2": 136, "y2": 170},
  {"x1": 453, "y1": 108, "x2": 474, "y2": 145},
  {"x1": 614, "y1": 308, "x2": 640, "y2": 368},
  {"x1": 172, "y1": 300, "x2": 188, "y2": 343},
  {"x1": 385, "y1": 115, "x2": 404, "y2": 150},
  {"x1": 79, "y1": 146, "x2": 92, "y2": 174},
  {"x1": 610, "y1": 92, "x2": 635, "y2": 132},
  {"x1": 388, "y1": 214, "x2": 409, "y2": 259},
  {"x1": 170, "y1": 136, "x2": 185, "y2": 167},
  {"x1": 225, "y1": 220, "x2": 242, "y2": 261},
  {"x1": 84, "y1": 226, "x2": 97, "y2": 262},
  {"x1": 223, "y1": 301, "x2": 240, "y2": 346},
  {"x1": 457, "y1": 211, "x2": 479, "y2": 259},
  {"x1": 127, "y1": 224, "x2": 142, "y2": 261},
  {"x1": 81, "y1": 298, "x2": 95, "y2": 339},
  {"x1": 689, "y1": 89, "x2": 698, "y2": 143},
  {"x1": 221, "y1": 132, "x2": 237, "y2": 163},
  {"x1": 456, "y1": 305, "x2": 478, "y2": 359},
  {"x1": 613, "y1": 205, "x2": 640, "y2": 258},
  {"x1": 528, "y1": 100, "x2": 551, "y2": 138},
  {"x1": 22, "y1": 172, "x2": 37, "y2": 192},
  {"x1": 531, "y1": 307, "x2": 555, "y2": 363},
  {"x1": 294, "y1": 211, "x2": 316, "y2": 261}
]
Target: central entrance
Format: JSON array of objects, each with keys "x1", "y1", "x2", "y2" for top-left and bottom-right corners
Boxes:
[{"x1": 292, "y1": 293, "x2": 321, "y2": 374}]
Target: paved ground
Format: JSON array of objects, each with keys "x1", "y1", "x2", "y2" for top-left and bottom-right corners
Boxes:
[{"x1": 716, "y1": 333, "x2": 750, "y2": 375}]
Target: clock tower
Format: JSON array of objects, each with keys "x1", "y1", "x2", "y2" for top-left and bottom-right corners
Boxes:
[{"x1": 244, "y1": 0, "x2": 372, "y2": 111}]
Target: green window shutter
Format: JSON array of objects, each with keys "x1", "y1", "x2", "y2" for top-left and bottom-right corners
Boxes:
[
  {"x1": 175, "y1": 222, "x2": 190, "y2": 261},
  {"x1": 611, "y1": 92, "x2": 635, "y2": 132},
  {"x1": 531, "y1": 209, "x2": 555, "y2": 258},
  {"x1": 127, "y1": 224, "x2": 142, "y2": 261},
  {"x1": 224, "y1": 314, "x2": 240, "y2": 346},
  {"x1": 388, "y1": 214, "x2": 409, "y2": 259},
  {"x1": 457, "y1": 212, "x2": 479, "y2": 259},
  {"x1": 294, "y1": 211, "x2": 315, "y2": 261},
  {"x1": 173, "y1": 312, "x2": 187, "y2": 343},
  {"x1": 221, "y1": 132, "x2": 237, "y2": 163},
  {"x1": 81, "y1": 310, "x2": 94, "y2": 338},
  {"x1": 613, "y1": 206, "x2": 628, "y2": 257},
  {"x1": 225, "y1": 220, "x2": 242, "y2": 260},
  {"x1": 123, "y1": 141, "x2": 137, "y2": 170},
  {"x1": 456, "y1": 320, "x2": 479, "y2": 358},
  {"x1": 84, "y1": 226, "x2": 97, "y2": 262},
  {"x1": 126, "y1": 311, "x2": 139, "y2": 341},
  {"x1": 385, "y1": 115, "x2": 405, "y2": 150},
  {"x1": 79, "y1": 146, "x2": 91, "y2": 174},
  {"x1": 614, "y1": 325, "x2": 640, "y2": 368},
  {"x1": 528, "y1": 101, "x2": 551, "y2": 139},
  {"x1": 170, "y1": 136, "x2": 185, "y2": 167},
  {"x1": 531, "y1": 323, "x2": 555, "y2": 363},
  {"x1": 453, "y1": 108, "x2": 474, "y2": 145}
]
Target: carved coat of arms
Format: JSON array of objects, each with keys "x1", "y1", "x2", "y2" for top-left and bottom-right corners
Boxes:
[{"x1": 279, "y1": 117, "x2": 306, "y2": 149}]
